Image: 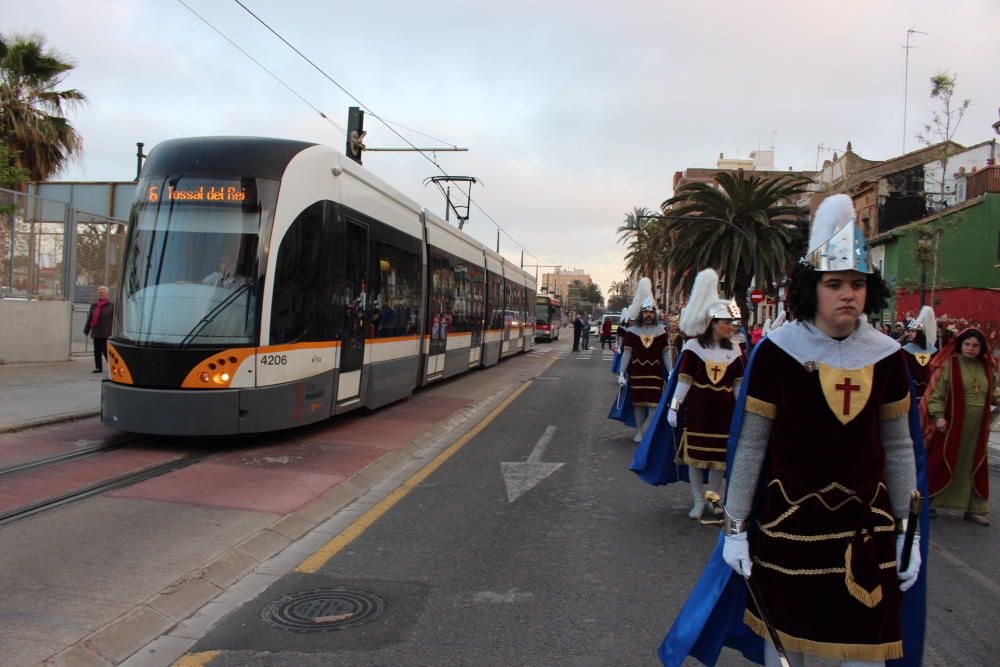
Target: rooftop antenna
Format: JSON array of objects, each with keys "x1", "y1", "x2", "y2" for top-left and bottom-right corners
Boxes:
[{"x1": 902, "y1": 27, "x2": 928, "y2": 153}]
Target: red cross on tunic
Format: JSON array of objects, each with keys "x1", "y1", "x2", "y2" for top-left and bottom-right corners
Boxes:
[
  {"x1": 835, "y1": 376, "x2": 860, "y2": 416},
  {"x1": 709, "y1": 364, "x2": 722, "y2": 381}
]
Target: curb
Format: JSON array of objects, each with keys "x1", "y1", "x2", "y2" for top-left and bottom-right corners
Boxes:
[
  {"x1": 45, "y1": 378, "x2": 529, "y2": 667},
  {"x1": 0, "y1": 409, "x2": 101, "y2": 435}
]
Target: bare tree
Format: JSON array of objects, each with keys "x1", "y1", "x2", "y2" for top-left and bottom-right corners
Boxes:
[{"x1": 915, "y1": 71, "x2": 970, "y2": 306}]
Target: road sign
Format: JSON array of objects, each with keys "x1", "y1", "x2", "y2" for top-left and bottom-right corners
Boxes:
[{"x1": 750, "y1": 289, "x2": 765, "y2": 304}]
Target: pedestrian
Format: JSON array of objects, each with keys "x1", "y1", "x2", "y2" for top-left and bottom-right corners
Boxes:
[
  {"x1": 901, "y1": 306, "x2": 937, "y2": 398},
  {"x1": 601, "y1": 316, "x2": 614, "y2": 349},
  {"x1": 661, "y1": 194, "x2": 925, "y2": 666},
  {"x1": 892, "y1": 322, "x2": 906, "y2": 340},
  {"x1": 749, "y1": 323, "x2": 764, "y2": 347},
  {"x1": 572, "y1": 314, "x2": 583, "y2": 352},
  {"x1": 581, "y1": 315, "x2": 591, "y2": 350},
  {"x1": 668, "y1": 269, "x2": 745, "y2": 519},
  {"x1": 921, "y1": 326, "x2": 998, "y2": 525},
  {"x1": 618, "y1": 278, "x2": 670, "y2": 442},
  {"x1": 84, "y1": 286, "x2": 114, "y2": 374}
]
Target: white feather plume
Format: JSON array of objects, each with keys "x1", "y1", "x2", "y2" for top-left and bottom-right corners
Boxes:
[
  {"x1": 771, "y1": 311, "x2": 786, "y2": 330},
  {"x1": 627, "y1": 277, "x2": 653, "y2": 321},
  {"x1": 808, "y1": 194, "x2": 856, "y2": 255},
  {"x1": 680, "y1": 269, "x2": 720, "y2": 336},
  {"x1": 915, "y1": 306, "x2": 937, "y2": 349}
]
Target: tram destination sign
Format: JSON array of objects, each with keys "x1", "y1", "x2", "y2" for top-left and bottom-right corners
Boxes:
[{"x1": 144, "y1": 183, "x2": 248, "y2": 204}]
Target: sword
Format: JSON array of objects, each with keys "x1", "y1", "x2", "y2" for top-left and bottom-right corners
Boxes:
[
  {"x1": 741, "y1": 573, "x2": 792, "y2": 667},
  {"x1": 716, "y1": 491, "x2": 791, "y2": 667},
  {"x1": 900, "y1": 490, "x2": 922, "y2": 572}
]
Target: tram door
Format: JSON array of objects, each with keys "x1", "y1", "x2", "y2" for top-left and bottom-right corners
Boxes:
[{"x1": 338, "y1": 220, "x2": 368, "y2": 403}]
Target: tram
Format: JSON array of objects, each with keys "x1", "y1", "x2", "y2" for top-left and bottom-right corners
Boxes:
[
  {"x1": 102, "y1": 137, "x2": 535, "y2": 435},
  {"x1": 534, "y1": 294, "x2": 562, "y2": 341}
]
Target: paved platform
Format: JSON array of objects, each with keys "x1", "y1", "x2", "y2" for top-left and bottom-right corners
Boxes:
[{"x1": 0, "y1": 357, "x2": 102, "y2": 433}]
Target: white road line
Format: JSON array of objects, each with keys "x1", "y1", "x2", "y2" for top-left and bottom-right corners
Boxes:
[{"x1": 527, "y1": 425, "x2": 557, "y2": 463}]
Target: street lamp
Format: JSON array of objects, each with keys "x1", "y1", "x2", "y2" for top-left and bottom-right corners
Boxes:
[{"x1": 636, "y1": 214, "x2": 760, "y2": 319}]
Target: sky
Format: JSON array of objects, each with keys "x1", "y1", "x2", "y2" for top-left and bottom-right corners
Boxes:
[{"x1": 5, "y1": 0, "x2": 999, "y2": 295}]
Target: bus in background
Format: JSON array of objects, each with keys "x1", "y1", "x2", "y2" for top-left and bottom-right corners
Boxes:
[{"x1": 534, "y1": 294, "x2": 562, "y2": 341}]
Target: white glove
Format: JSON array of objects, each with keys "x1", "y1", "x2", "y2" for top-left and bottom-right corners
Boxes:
[
  {"x1": 723, "y1": 532, "x2": 752, "y2": 577},
  {"x1": 667, "y1": 409, "x2": 679, "y2": 428},
  {"x1": 896, "y1": 533, "x2": 921, "y2": 592},
  {"x1": 617, "y1": 373, "x2": 627, "y2": 387}
]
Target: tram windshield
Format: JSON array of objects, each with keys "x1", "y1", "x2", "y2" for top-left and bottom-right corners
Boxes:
[{"x1": 118, "y1": 175, "x2": 279, "y2": 346}]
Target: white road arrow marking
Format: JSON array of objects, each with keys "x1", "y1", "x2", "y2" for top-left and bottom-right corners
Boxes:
[{"x1": 501, "y1": 425, "x2": 564, "y2": 503}]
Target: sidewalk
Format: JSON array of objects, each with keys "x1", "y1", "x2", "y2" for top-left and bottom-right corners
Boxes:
[{"x1": 0, "y1": 356, "x2": 102, "y2": 433}]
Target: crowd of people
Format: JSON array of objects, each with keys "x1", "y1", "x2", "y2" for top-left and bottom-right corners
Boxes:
[{"x1": 608, "y1": 194, "x2": 998, "y2": 667}]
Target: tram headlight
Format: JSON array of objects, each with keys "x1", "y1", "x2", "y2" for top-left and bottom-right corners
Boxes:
[
  {"x1": 220, "y1": 372, "x2": 231, "y2": 382},
  {"x1": 200, "y1": 372, "x2": 211, "y2": 383}
]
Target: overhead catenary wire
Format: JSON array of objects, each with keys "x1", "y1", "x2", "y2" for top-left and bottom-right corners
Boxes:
[
  {"x1": 175, "y1": 0, "x2": 347, "y2": 136},
  {"x1": 230, "y1": 0, "x2": 545, "y2": 265}
]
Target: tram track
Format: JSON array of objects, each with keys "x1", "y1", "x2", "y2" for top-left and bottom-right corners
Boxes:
[
  {"x1": 0, "y1": 449, "x2": 217, "y2": 528},
  {"x1": 0, "y1": 436, "x2": 147, "y2": 479}
]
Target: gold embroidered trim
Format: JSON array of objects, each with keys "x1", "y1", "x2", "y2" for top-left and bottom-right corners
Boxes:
[
  {"x1": 745, "y1": 396, "x2": 777, "y2": 419},
  {"x1": 752, "y1": 556, "x2": 896, "y2": 576},
  {"x1": 692, "y1": 381, "x2": 734, "y2": 392},
  {"x1": 743, "y1": 611, "x2": 903, "y2": 662},
  {"x1": 684, "y1": 431, "x2": 728, "y2": 439},
  {"x1": 758, "y1": 524, "x2": 894, "y2": 542},
  {"x1": 628, "y1": 374, "x2": 663, "y2": 380},
  {"x1": 766, "y1": 479, "x2": 889, "y2": 513},
  {"x1": 845, "y1": 542, "x2": 883, "y2": 608},
  {"x1": 631, "y1": 359, "x2": 661, "y2": 366},
  {"x1": 879, "y1": 395, "x2": 911, "y2": 420},
  {"x1": 684, "y1": 444, "x2": 727, "y2": 452}
]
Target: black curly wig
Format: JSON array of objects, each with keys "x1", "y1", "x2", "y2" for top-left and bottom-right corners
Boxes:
[{"x1": 785, "y1": 263, "x2": 892, "y2": 321}]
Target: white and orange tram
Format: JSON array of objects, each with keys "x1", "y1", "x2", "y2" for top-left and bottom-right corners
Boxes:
[{"x1": 103, "y1": 137, "x2": 535, "y2": 435}]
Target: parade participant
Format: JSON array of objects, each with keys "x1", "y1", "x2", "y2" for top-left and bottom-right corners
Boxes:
[
  {"x1": 922, "y1": 327, "x2": 997, "y2": 525},
  {"x1": 669, "y1": 268, "x2": 745, "y2": 519},
  {"x1": 660, "y1": 194, "x2": 927, "y2": 667},
  {"x1": 618, "y1": 278, "x2": 671, "y2": 442},
  {"x1": 902, "y1": 306, "x2": 937, "y2": 398},
  {"x1": 612, "y1": 308, "x2": 629, "y2": 374}
]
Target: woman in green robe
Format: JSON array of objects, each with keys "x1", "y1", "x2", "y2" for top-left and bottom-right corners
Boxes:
[{"x1": 921, "y1": 328, "x2": 998, "y2": 525}]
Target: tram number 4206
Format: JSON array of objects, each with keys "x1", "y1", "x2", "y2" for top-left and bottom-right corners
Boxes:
[{"x1": 259, "y1": 354, "x2": 288, "y2": 366}]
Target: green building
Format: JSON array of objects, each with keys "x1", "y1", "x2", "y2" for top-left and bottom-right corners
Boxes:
[{"x1": 869, "y1": 193, "x2": 999, "y2": 348}]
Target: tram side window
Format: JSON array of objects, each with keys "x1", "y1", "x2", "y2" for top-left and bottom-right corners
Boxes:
[
  {"x1": 429, "y1": 249, "x2": 454, "y2": 354},
  {"x1": 373, "y1": 241, "x2": 420, "y2": 338},
  {"x1": 270, "y1": 204, "x2": 323, "y2": 344},
  {"x1": 487, "y1": 271, "x2": 504, "y2": 330},
  {"x1": 468, "y1": 264, "x2": 485, "y2": 347}
]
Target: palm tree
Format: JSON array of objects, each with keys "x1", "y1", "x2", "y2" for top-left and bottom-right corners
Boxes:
[
  {"x1": 661, "y1": 169, "x2": 812, "y2": 320},
  {"x1": 617, "y1": 206, "x2": 661, "y2": 279},
  {"x1": 0, "y1": 33, "x2": 86, "y2": 182}
]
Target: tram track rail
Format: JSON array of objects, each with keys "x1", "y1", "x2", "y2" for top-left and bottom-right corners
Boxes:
[
  {"x1": 0, "y1": 449, "x2": 216, "y2": 528},
  {"x1": 0, "y1": 436, "x2": 147, "y2": 479}
]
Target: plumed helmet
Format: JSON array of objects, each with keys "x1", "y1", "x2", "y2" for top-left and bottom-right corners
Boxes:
[
  {"x1": 627, "y1": 277, "x2": 656, "y2": 321},
  {"x1": 805, "y1": 194, "x2": 872, "y2": 274},
  {"x1": 679, "y1": 268, "x2": 728, "y2": 336},
  {"x1": 908, "y1": 305, "x2": 937, "y2": 349}
]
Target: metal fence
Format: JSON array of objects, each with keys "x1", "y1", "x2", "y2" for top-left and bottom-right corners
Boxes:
[{"x1": 1, "y1": 187, "x2": 128, "y2": 354}]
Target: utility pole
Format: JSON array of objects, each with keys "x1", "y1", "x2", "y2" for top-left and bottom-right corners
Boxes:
[{"x1": 902, "y1": 28, "x2": 928, "y2": 154}]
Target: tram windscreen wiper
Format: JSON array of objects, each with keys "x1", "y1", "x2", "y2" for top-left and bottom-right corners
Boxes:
[{"x1": 178, "y1": 281, "x2": 253, "y2": 349}]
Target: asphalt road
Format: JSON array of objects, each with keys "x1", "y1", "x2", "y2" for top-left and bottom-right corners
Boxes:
[{"x1": 188, "y1": 337, "x2": 999, "y2": 666}]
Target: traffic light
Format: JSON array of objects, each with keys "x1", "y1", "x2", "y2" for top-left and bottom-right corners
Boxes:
[{"x1": 346, "y1": 106, "x2": 366, "y2": 164}]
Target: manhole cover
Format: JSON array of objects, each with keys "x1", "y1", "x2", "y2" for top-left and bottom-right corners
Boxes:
[{"x1": 260, "y1": 588, "x2": 386, "y2": 632}]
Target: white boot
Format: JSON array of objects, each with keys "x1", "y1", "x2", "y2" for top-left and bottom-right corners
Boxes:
[
  {"x1": 632, "y1": 406, "x2": 647, "y2": 442},
  {"x1": 764, "y1": 642, "x2": 805, "y2": 667},
  {"x1": 688, "y1": 472, "x2": 706, "y2": 519}
]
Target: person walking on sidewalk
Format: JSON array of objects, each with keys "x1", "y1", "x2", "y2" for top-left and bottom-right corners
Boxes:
[
  {"x1": 84, "y1": 286, "x2": 114, "y2": 374},
  {"x1": 572, "y1": 314, "x2": 584, "y2": 351}
]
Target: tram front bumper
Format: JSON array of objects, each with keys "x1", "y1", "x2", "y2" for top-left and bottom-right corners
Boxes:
[{"x1": 102, "y1": 381, "x2": 241, "y2": 436}]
